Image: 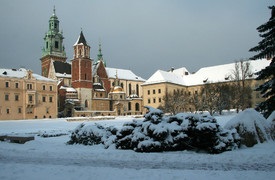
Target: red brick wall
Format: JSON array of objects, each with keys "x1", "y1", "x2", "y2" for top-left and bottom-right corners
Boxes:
[
  {"x1": 96, "y1": 61, "x2": 111, "y2": 93},
  {"x1": 71, "y1": 58, "x2": 93, "y2": 89}
]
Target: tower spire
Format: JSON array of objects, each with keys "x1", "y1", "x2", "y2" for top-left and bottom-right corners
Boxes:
[
  {"x1": 53, "y1": 6, "x2": 56, "y2": 15},
  {"x1": 97, "y1": 41, "x2": 103, "y2": 61}
]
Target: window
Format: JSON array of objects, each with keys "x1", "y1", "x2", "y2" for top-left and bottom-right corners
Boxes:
[
  {"x1": 135, "y1": 103, "x2": 140, "y2": 111},
  {"x1": 153, "y1": 90, "x2": 156, "y2": 94},
  {"x1": 153, "y1": 98, "x2": 156, "y2": 103},
  {"x1": 6, "y1": 108, "x2": 10, "y2": 114},
  {"x1": 128, "y1": 102, "x2": 131, "y2": 111},
  {"x1": 46, "y1": 42, "x2": 48, "y2": 49},
  {"x1": 159, "y1": 98, "x2": 162, "y2": 103},
  {"x1": 43, "y1": 85, "x2": 46, "y2": 90},
  {"x1": 148, "y1": 90, "x2": 150, "y2": 95},
  {"x1": 136, "y1": 84, "x2": 139, "y2": 97},
  {"x1": 5, "y1": 94, "x2": 9, "y2": 101},
  {"x1": 27, "y1": 84, "x2": 33, "y2": 90},
  {"x1": 50, "y1": 86, "x2": 53, "y2": 91},
  {"x1": 15, "y1": 82, "x2": 19, "y2": 88},
  {"x1": 28, "y1": 95, "x2": 33, "y2": 102},
  {"x1": 15, "y1": 94, "x2": 19, "y2": 101},
  {"x1": 158, "y1": 89, "x2": 161, "y2": 94},
  {"x1": 42, "y1": 96, "x2": 46, "y2": 102},
  {"x1": 49, "y1": 96, "x2": 53, "y2": 103},
  {"x1": 54, "y1": 23, "x2": 57, "y2": 28},
  {"x1": 55, "y1": 41, "x2": 59, "y2": 49},
  {"x1": 128, "y1": 84, "x2": 132, "y2": 95},
  {"x1": 5, "y1": 82, "x2": 9, "y2": 88},
  {"x1": 18, "y1": 107, "x2": 22, "y2": 114},
  {"x1": 148, "y1": 99, "x2": 151, "y2": 104}
]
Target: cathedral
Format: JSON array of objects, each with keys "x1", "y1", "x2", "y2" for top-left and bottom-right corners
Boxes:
[{"x1": 41, "y1": 8, "x2": 145, "y2": 117}]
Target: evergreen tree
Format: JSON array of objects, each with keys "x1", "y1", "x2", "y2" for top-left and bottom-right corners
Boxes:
[{"x1": 249, "y1": 6, "x2": 275, "y2": 118}]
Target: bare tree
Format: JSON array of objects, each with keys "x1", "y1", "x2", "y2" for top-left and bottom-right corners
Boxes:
[
  {"x1": 200, "y1": 83, "x2": 219, "y2": 116},
  {"x1": 231, "y1": 60, "x2": 253, "y2": 111},
  {"x1": 159, "y1": 89, "x2": 189, "y2": 115}
]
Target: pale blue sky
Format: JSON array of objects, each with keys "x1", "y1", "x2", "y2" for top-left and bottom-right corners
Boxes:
[{"x1": 0, "y1": 0, "x2": 273, "y2": 78}]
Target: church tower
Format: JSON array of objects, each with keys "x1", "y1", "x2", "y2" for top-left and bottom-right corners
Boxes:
[
  {"x1": 71, "y1": 31, "x2": 93, "y2": 109},
  {"x1": 40, "y1": 7, "x2": 66, "y2": 77}
]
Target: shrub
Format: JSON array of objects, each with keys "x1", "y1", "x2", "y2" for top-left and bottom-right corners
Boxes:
[{"x1": 68, "y1": 107, "x2": 240, "y2": 154}]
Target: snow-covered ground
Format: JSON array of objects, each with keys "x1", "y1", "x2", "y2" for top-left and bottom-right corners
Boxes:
[{"x1": 0, "y1": 115, "x2": 274, "y2": 180}]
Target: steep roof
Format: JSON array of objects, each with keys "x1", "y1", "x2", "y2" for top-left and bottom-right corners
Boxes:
[
  {"x1": 106, "y1": 67, "x2": 145, "y2": 82},
  {"x1": 74, "y1": 31, "x2": 88, "y2": 46},
  {"x1": 0, "y1": 68, "x2": 56, "y2": 82},
  {"x1": 143, "y1": 59, "x2": 271, "y2": 86},
  {"x1": 53, "y1": 61, "x2": 71, "y2": 74}
]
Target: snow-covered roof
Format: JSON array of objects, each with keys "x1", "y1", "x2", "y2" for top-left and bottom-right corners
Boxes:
[
  {"x1": 170, "y1": 67, "x2": 190, "y2": 77},
  {"x1": 60, "y1": 86, "x2": 77, "y2": 92},
  {"x1": 143, "y1": 70, "x2": 187, "y2": 86},
  {"x1": 0, "y1": 68, "x2": 56, "y2": 82},
  {"x1": 106, "y1": 67, "x2": 145, "y2": 82},
  {"x1": 56, "y1": 73, "x2": 72, "y2": 78},
  {"x1": 143, "y1": 59, "x2": 270, "y2": 86}
]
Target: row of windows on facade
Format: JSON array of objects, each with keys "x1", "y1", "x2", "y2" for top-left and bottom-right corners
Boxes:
[
  {"x1": 147, "y1": 98, "x2": 162, "y2": 104},
  {"x1": 5, "y1": 81, "x2": 53, "y2": 91},
  {"x1": 4, "y1": 93, "x2": 54, "y2": 103},
  {"x1": 2, "y1": 107, "x2": 51, "y2": 116},
  {"x1": 128, "y1": 102, "x2": 140, "y2": 111},
  {"x1": 147, "y1": 89, "x2": 162, "y2": 95}
]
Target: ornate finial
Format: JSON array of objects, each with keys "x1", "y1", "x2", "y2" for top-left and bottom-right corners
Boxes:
[{"x1": 53, "y1": 6, "x2": 56, "y2": 15}]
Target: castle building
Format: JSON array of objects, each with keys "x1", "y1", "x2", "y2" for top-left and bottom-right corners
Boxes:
[
  {"x1": 41, "y1": 8, "x2": 145, "y2": 117},
  {"x1": 0, "y1": 68, "x2": 58, "y2": 120},
  {"x1": 142, "y1": 59, "x2": 270, "y2": 113}
]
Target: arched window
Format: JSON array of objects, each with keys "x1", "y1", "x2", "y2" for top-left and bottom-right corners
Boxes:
[
  {"x1": 128, "y1": 102, "x2": 131, "y2": 111},
  {"x1": 85, "y1": 100, "x2": 88, "y2": 108},
  {"x1": 136, "y1": 84, "x2": 139, "y2": 97},
  {"x1": 135, "y1": 103, "x2": 140, "y2": 111}
]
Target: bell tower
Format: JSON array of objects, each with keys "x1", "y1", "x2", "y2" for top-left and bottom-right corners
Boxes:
[
  {"x1": 71, "y1": 31, "x2": 93, "y2": 109},
  {"x1": 40, "y1": 7, "x2": 67, "y2": 77},
  {"x1": 71, "y1": 30, "x2": 93, "y2": 89}
]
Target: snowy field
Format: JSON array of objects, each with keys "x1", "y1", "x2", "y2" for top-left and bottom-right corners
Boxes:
[{"x1": 0, "y1": 115, "x2": 274, "y2": 180}]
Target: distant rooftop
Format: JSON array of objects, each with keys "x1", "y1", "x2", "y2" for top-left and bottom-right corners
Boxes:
[
  {"x1": 0, "y1": 68, "x2": 56, "y2": 82},
  {"x1": 143, "y1": 59, "x2": 270, "y2": 86}
]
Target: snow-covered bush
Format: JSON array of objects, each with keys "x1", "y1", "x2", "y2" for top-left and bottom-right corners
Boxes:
[
  {"x1": 224, "y1": 108, "x2": 272, "y2": 147},
  {"x1": 68, "y1": 107, "x2": 240, "y2": 154},
  {"x1": 116, "y1": 107, "x2": 240, "y2": 153},
  {"x1": 267, "y1": 111, "x2": 275, "y2": 140},
  {"x1": 67, "y1": 123, "x2": 117, "y2": 148}
]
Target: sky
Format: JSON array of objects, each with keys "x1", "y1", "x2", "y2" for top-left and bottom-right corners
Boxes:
[{"x1": 0, "y1": 0, "x2": 273, "y2": 79}]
